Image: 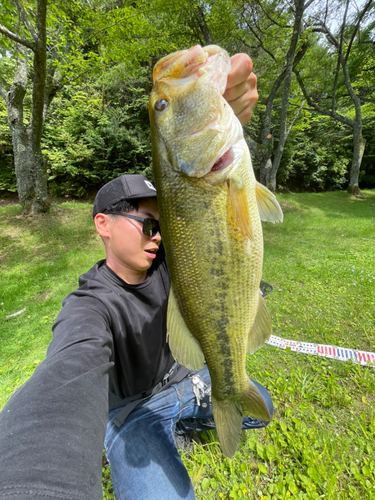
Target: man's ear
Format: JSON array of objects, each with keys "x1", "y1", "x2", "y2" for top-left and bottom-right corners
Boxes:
[{"x1": 94, "y1": 213, "x2": 111, "y2": 238}]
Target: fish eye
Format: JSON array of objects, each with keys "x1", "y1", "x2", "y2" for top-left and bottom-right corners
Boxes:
[{"x1": 155, "y1": 98, "x2": 168, "y2": 111}]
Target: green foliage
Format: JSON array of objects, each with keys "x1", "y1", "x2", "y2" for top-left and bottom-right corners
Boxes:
[
  {"x1": 0, "y1": 0, "x2": 173, "y2": 203},
  {"x1": 0, "y1": 0, "x2": 374, "y2": 196},
  {"x1": 277, "y1": 114, "x2": 350, "y2": 191},
  {"x1": 42, "y1": 66, "x2": 153, "y2": 196},
  {"x1": 0, "y1": 99, "x2": 15, "y2": 192},
  {"x1": 360, "y1": 111, "x2": 375, "y2": 189},
  {"x1": 102, "y1": 453, "x2": 114, "y2": 499}
]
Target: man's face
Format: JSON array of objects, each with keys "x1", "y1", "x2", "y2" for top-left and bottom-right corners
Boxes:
[{"x1": 99, "y1": 197, "x2": 161, "y2": 282}]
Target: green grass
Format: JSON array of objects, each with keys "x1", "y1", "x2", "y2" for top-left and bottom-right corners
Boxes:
[
  {"x1": 0, "y1": 202, "x2": 105, "y2": 404},
  {"x1": 1, "y1": 191, "x2": 375, "y2": 499}
]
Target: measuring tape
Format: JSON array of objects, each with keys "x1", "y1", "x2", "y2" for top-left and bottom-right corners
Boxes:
[{"x1": 266, "y1": 335, "x2": 375, "y2": 367}]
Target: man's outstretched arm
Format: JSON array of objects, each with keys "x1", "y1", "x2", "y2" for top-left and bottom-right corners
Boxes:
[{"x1": 0, "y1": 296, "x2": 113, "y2": 500}]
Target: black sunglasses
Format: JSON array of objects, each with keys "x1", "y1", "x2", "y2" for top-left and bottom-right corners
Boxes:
[{"x1": 105, "y1": 212, "x2": 161, "y2": 237}]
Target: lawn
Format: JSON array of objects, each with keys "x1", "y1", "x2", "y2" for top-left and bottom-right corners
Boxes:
[{"x1": 1, "y1": 190, "x2": 374, "y2": 499}]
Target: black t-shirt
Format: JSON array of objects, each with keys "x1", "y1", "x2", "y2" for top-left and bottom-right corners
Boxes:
[
  {"x1": 0, "y1": 246, "x2": 175, "y2": 499},
  {"x1": 51, "y1": 245, "x2": 174, "y2": 409}
]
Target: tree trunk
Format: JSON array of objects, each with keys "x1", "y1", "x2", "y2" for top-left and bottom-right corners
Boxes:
[
  {"x1": 11, "y1": 125, "x2": 35, "y2": 211},
  {"x1": 4, "y1": 78, "x2": 50, "y2": 213},
  {"x1": 347, "y1": 123, "x2": 364, "y2": 198},
  {"x1": 196, "y1": 6, "x2": 213, "y2": 45},
  {"x1": 244, "y1": 133, "x2": 272, "y2": 186},
  {"x1": 269, "y1": 167, "x2": 278, "y2": 193},
  {"x1": 341, "y1": 52, "x2": 364, "y2": 198},
  {"x1": 9, "y1": 120, "x2": 49, "y2": 214},
  {"x1": 269, "y1": 0, "x2": 306, "y2": 192},
  {"x1": 260, "y1": 157, "x2": 272, "y2": 186},
  {"x1": 0, "y1": 0, "x2": 50, "y2": 214},
  {"x1": 300, "y1": 0, "x2": 373, "y2": 199},
  {"x1": 259, "y1": 83, "x2": 277, "y2": 187},
  {"x1": 257, "y1": 41, "x2": 308, "y2": 187}
]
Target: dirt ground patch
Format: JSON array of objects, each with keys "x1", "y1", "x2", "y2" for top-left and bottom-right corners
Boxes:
[{"x1": 0, "y1": 194, "x2": 19, "y2": 207}]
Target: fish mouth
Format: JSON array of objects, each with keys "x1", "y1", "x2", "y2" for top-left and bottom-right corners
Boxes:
[
  {"x1": 210, "y1": 148, "x2": 234, "y2": 172},
  {"x1": 203, "y1": 139, "x2": 245, "y2": 185}
]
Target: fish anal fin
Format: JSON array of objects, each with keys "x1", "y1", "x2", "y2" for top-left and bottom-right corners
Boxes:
[
  {"x1": 255, "y1": 181, "x2": 283, "y2": 223},
  {"x1": 248, "y1": 292, "x2": 272, "y2": 354},
  {"x1": 228, "y1": 178, "x2": 254, "y2": 240},
  {"x1": 167, "y1": 287, "x2": 205, "y2": 371}
]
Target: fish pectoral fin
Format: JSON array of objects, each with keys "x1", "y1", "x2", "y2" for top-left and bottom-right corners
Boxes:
[
  {"x1": 255, "y1": 181, "x2": 284, "y2": 223},
  {"x1": 211, "y1": 396, "x2": 243, "y2": 458},
  {"x1": 228, "y1": 178, "x2": 254, "y2": 241},
  {"x1": 247, "y1": 292, "x2": 272, "y2": 354},
  {"x1": 167, "y1": 287, "x2": 205, "y2": 371}
]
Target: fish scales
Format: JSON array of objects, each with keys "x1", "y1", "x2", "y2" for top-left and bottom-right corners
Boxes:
[
  {"x1": 158, "y1": 170, "x2": 262, "y2": 400},
  {"x1": 149, "y1": 45, "x2": 283, "y2": 457}
]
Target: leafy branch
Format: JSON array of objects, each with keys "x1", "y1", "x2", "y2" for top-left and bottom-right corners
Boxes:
[{"x1": 0, "y1": 23, "x2": 35, "y2": 50}]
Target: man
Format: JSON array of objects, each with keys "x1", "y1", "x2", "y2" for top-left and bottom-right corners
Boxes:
[{"x1": 0, "y1": 54, "x2": 272, "y2": 500}]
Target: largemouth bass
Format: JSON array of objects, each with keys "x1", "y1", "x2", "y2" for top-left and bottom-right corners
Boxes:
[{"x1": 149, "y1": 45, "x2": 283, "y2": 457}]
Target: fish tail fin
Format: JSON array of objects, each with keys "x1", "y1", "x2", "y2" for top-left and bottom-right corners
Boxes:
[
  {"x1": 211, "y1": 396, "x2": 243, "y2": 458},
  {"x1": 212, "y1": 380, "x2": 271, "y2": 458},
  {"x1": 241, "y1": 379, "x2": 272, "y2": 422}
]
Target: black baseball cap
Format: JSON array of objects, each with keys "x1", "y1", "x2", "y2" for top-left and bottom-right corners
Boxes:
[{"x1": 92, "y1": 174, "x2": 157, "y2": 218}]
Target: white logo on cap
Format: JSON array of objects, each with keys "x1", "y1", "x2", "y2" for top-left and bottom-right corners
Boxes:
[{"x1": 145, "y1": 180, "x2": 156, "y2": 191}]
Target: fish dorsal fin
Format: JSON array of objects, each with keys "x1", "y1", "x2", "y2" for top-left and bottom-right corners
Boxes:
[
  {"x1": 255, "y1": 181, "x2": 283, "y2": 223},
  {"x1": 247, "y1": 292, "x2": 272, "y2": 354},
  {"x1": 228, "y1": 178, "x2": 254, "y2": 240},
  {"x1": 167, "y1": 286, "x2": 205, "y2": 371}
]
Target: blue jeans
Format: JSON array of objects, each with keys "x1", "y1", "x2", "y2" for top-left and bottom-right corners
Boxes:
[{"x1": 104, "y1": 365, "x2": 273, "y2": 500}]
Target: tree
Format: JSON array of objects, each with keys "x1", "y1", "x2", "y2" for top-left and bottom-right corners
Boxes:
[
  {"x1": 42, "y1": 66, "x2": 155, "y2": 197},
  {"x1": 238, "y1": 0, "x2": 314, "y2": 191},
  {"x1": 269, "y1": 0, "x2": 314, "y2": 192},
  {"x1": 0, "y1": 0, "x2": 172, "y2": 213},
  {"x1": 0, "y1": 91, "x2": 15, "y2": 192},
  {"x1": 0, "y1": 0, "x2": 51, "y2": 213},
  {"x1": 295, "y1": 0, "x2": 374, "y2": 197}
]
